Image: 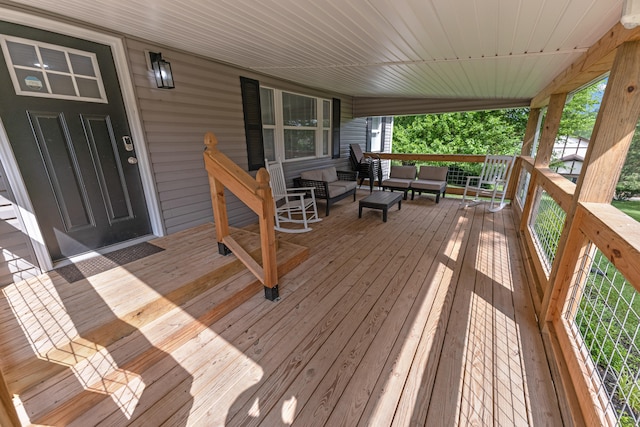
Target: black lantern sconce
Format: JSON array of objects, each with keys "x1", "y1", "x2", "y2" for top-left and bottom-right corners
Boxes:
[{"x1": 149, "y1": 52, "x2": 175, "y2": 89}]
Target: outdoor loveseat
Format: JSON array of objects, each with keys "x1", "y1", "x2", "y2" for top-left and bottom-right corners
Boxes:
[
  {"x1": 381, "y1": 165, "x2": 449, "y2": 203},
  {"x1": 294, "y1": 166, "x2": 358, "y2": 216}
]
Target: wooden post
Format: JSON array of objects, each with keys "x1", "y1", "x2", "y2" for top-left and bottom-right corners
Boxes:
[
  {"x1": 518, "y1": 158, "x2": 537, "y2": 232},
  {"x1": 519, "y1": 95, "x2": 566, "y2": 235},
  {"x1": 521, "y1": 107, "x2": 542, "y2": 157},
  {"x1": 507, "y1": 108, "x2": 543, "y2": 202},
  {"x1": 535, "y1": 93, "x2": 567, "y2": 168},
  {"x1": 542, "y1": 40, "x2": 640, "y2": 325},
  {"x1": 0, "y1": 366, "x2": 19, "y2": 427},
  {"x1": 204, "y1": 132, "x2": 231, "y2": 255},
  {"x1": 256, "y1": 168, "x2": 279, "y2": 300}
]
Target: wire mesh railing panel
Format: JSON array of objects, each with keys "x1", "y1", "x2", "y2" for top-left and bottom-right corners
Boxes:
[
  {"x1": 529, "y1": 190, "x2": 566, "y2": 274},
  {"x1": 565, "y1": 247, "x2": 640, "y2": 426},
  {"x1": 517, "y1": 169, "x2": 531, "y2": 209}
]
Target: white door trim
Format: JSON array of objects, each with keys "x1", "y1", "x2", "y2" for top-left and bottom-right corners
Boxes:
[{"x1": 0, "y1": 7, "x2": 164, "y2": 270}]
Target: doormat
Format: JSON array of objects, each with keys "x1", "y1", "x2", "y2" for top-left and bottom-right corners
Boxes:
[{"x1": 54, "y1": 242, "x2": 165, "y2": 283}]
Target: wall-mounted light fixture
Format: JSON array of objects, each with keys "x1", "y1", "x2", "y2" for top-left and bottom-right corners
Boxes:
[
  {"x1": 148, "y1": 51, "x2": 175, "y2": 89},
  {"x1": 621, "y1": 0, "x2": 640, "y2": 29}
]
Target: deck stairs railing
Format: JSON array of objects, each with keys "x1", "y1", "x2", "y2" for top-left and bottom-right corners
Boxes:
[{"x1": 203, "y1": 132, "x2": 279, "y2": 300}]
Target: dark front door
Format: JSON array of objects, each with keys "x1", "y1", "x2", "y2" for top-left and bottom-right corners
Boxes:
[{"x1": 0, "y1": 22, "x2": 151, "y2": 261}]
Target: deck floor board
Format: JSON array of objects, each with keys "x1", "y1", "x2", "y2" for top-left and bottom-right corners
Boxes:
[{"x1": 0, "y1": 190, "x2": 563, "y2": 426}]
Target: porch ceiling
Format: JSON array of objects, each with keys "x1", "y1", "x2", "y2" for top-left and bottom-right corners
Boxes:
[{"x1": 8, "y1": 0, "x2": 624, "y2": 102}]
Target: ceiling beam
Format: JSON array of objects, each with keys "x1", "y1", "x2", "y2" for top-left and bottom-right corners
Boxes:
[
  {"x1": 531, "y1": 22, "x2": 640, "y2": 108},
  {"x1": 353, "y1": 97, "x2": 531, "y2": 118}
]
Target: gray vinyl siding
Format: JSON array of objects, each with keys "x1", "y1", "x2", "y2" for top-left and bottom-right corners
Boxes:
[
  {"x1": 2, "y1": 17, "x2": 369, "y2": 261},
  {"x1": 0, "y1": 160, "x2": 39, "y2": 287},
  {"x1": 126, "y1": 38, "x2": 367, "y2": 232}
]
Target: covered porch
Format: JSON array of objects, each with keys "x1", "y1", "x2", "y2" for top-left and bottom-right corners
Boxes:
[
  {"x1": 0, "y1": 1, "x2": 639, "y2": 425},
  {"x1": 0, "y1": 192, "x2": 560, "y2": 425}
]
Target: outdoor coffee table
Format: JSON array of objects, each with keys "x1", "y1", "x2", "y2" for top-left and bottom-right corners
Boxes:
[{"x1": 358, "y1": 191, "x2": 403, "y2": 222}]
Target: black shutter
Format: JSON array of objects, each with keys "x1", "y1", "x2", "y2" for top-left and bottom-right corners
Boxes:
[
  {"x1": 332, "y1": 98, "x2": 341, "y2": 159},
  {"x1": 240, "y1": 76, "x2": 265, "y2": 171}
]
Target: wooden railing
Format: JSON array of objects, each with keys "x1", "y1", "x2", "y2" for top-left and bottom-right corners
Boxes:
[
  {"x1": 370, "y1": 150, "x2": 640, "y2": 424},
  {"x1": 203, "y1": 132, "x2": 279, "y2": 300},
  {"x1": 513, "y1": 156, "x2": 640, "y2": 425}
]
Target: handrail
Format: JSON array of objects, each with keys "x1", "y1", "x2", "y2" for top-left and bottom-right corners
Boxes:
[
  {"x1": 203, "y1": 132, "x2": 279, "y2": 300},
  {"x1": 515, "y1": 155, "x2": 640, "y2": 425},
  {"x1": 364, "y1": 152, "x2": 486, "y2": 163}
]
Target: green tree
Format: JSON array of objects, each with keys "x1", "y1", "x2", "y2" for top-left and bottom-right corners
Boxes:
[
  {"x1": 557, "y1": 81, "x2": 601, "y2": 139},
  {"x1": 616, "y1": 120, "x2": 640, "y2": 199},
  {"x1": 393, "y1": 109, "x2": 528, "y2": 156}
]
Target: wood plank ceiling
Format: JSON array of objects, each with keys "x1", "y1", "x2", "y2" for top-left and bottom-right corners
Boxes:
[{"x1": 4, "y1": 0, "x2": 625, "y2": 100}]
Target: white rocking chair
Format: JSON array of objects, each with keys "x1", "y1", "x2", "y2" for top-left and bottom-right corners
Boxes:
[
  {"x1": 265, "y1": 158, "x2": 321, "y2": 233},
  {"x1": 461, "y1": 154, "x2": 516, "y2": 212}
]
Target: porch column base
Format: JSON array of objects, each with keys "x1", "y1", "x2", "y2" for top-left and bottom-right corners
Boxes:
[
  {"x1": 264, "y1": 285, "x2": 279, "y2": 301},
  {"x1": 217, "y1": 242, "x2": 232, "y2": 256}
]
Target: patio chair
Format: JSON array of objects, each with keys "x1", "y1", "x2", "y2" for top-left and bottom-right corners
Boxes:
[
  {"x1": 349, "y1": 143, "x2": 381, "y2": 192},
  {"x1": 461, "y1": 154, "x2": 516, "y2": 212},
  {"x1": 265, "y1": 158, "x2": 321, "y2": 233},
  {"x1": 411, "y1": 165, "x2": 448, "y2": 202}
]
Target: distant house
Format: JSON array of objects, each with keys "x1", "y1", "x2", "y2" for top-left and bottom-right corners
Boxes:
[{"x1": 551, "y1": 135, "x2": 589, "y2": 182}]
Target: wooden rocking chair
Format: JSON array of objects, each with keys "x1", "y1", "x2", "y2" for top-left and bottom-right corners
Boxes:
[
  {"x1": 461, "y1": 154, "x2": 515, "y2": 212},
  {"x1": 265, "y1": 158, "x2": 321, "y2": 233}
]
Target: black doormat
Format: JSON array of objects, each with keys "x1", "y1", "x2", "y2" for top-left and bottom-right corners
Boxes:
[{"x1": 54, "y1": 241, "x2": 165, "y2": 283}]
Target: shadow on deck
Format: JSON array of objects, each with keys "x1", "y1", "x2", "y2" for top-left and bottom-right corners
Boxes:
[{"x1": 0, "y1": 190, "x2": 563, "y2": 425}]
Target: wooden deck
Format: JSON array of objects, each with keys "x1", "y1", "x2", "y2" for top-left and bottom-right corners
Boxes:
[{"x1": 0, "y1": 189, "x2": 563, "y2": 426}]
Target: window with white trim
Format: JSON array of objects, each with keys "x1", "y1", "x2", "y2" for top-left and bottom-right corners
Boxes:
[
  {"x1": 260, "y1": 87, "x2": 331, "y2": 162},
  {"x1": 370, "y1": 117, "x2": 383, "y2": 152},
  {"x1": 0, "y1": 35, "x2": 107, "y2": 103}
]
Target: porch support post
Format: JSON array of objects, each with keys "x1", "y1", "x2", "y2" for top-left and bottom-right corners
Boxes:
[
  {"x1": 519, "y1": 94, "x2": 567, "y2": 235},
  {"x1": 535, "y1": 93, "x2": 567, "y2": 168},
  {"x1": 0, "y1": 367, "x2": 19, "y2": 427},
  {"x1": 507, "y1": 107, "x2": 543, "y2": 202},
  {"x1": 542, "y1": 39, "x2": 640, "y2": 324},
  {"x1": 205, "y1": 134, "x2": 231, "y2": 255},
  {"x1": 521, "y1": 107, "x2": 542, "y2": 157},
  {"x1": 539, "y1": 40, "x2": 640, "y2": 425}
]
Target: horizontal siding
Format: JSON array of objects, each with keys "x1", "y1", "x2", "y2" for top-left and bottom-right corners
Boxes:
[
  {"x1": 0, "y1": 161, "x2": 39, "y2": 286},
  {"x1": 127, "y1": 38, "x2": 367, "y2": 233}
]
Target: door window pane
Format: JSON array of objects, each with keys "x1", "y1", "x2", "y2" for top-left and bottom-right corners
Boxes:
[
  {"x1": 6, "y1": 41, "x2": 38, "y2": 67},
  {"x1": 76, "y1": 77, "x2": 102, "y2": 99},
  {"x1": 69, "y1": 53, "x2": 95, "y2": 76},
  {"x1": 40, "y1": 48, "x2": 70, "y2": 73},
  {"x1": 48, "y1": 74, "x2": 76, "y2": 96},
  {"x1": 13, "y1": 69, "x2": 47, "y2": 93}
]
